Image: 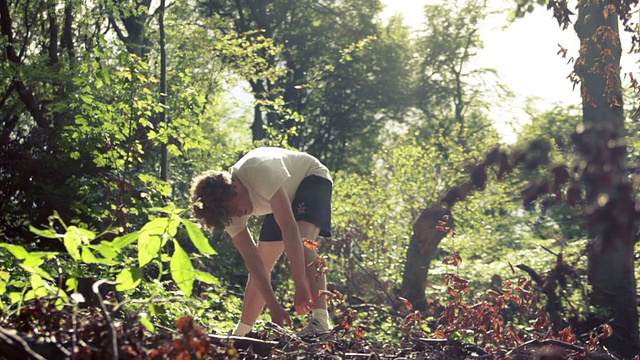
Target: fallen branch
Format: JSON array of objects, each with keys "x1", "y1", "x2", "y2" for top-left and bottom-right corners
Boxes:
[
  {"x1": 208, "y1": 333, "x2": 279, "y2": 356},
  {"x1": 154, "y1": 323, "x2": 280, "y2": 357},
  {"x1": 0, "y1": 326, "x2": 69, "y2": 360},
  {"x1": 0, "y1": 327, "x2": 47, "y2": 360},
  {"x1": 506, "y1": 339, "x2": 619, "y2": 359},
  {"x1": 413, "y1": 337, "x2": 448, "y2": 346}
]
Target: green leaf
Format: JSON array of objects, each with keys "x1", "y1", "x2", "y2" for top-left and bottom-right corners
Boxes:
[
  {"x1": 138, "y1": 234, "x2": 161, "y2": 267},
  {"x1": 63, "y1": 226, "x2": 96, "y2": 261},
  {"x1": 9, "y1": 292, "x2": 21, "y2": 305},
  {"x1": 181, "y1": 219, "x2": 216, "y2": 255},
  {"x1": 116, "y1": 267, "x2": 143, "y2": 291},
  {"x1": 67, "y1": 226, "x2": 96, "y2": 243},
  {"x1": 9, "y1": 280, "x2": 26, "y2": 288},
  {"x1": 24, "y1": 290, "x2": 36, "y2": 301},
  {"x1": 20, "y1": 265, "x2": 54, "y2": 281},
  {"x1": 100, "y1": 67, "x2": 111, "y2": 85},
  {"x1": 30, "y1": 274, "x2": 48, "y2": 298},
  {"x1": 63, "y1": 231, "x2": 82, "y2": 261},
  {"x1": 21, "y1": 254, "x2": 45, "y2": 268},
  {"x1": 137, "y1": 217, "x2": 180, "y2": 267},
  {"x1": 66, "y1": 277, "x2": 78, "y2": 293},
  {"x1": 194, "y1": 270, "x2": 219, "y2": 285},
  {"x1": 170, "y1": 242, "x2": 194, "y2": 296},
  {"x1": 148, "y1": 203, "x2": 179, "y2": 216},
  {"x1": 28, "y1": 225, "x2": 61, "y2": 239},
  {"x1": 0, "y1": 243, "x2": 29, "y2": 260},
  {"x1": 92, "y1": 242, "x2": 120, "y2": 259},
  {"x1": 0, "y1": 271, "x2": 10, "y2": 282},
  {"x1": 111, "y1": 232, "x2": 139, "y2": 249},
  {"x1": 81, "y1": 247, "x2": 98, "y2": 264},
  {"x1": 140, "y1": 217, "x2": 170, "y2": 236},
  {"x1": 80, "y1": 94, "x2": 94, "y2": 104},
  {"x1": 166, "y1": 216, "x2": 180, "y2": 238},
  {"x1": 139, "y1": 313, "x2": 156, "y2": 333},
  {"x1": 82, "y1": 247, "x2": 118, "y2": 265}
]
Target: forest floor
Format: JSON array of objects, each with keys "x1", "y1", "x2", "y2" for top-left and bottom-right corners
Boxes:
[{"x1": 0, "y1": 297, "x2": 626, "y2": 360}]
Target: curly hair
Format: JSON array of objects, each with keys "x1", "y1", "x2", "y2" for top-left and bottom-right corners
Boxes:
[{"x1": 189, "y1": 170, "x2": 237, "y2": 231}]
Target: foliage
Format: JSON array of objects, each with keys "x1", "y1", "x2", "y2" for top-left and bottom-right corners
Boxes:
[
  {"x1": 0, "y1": 207, "x2": 219, "y2": 320},
  {"x1": 0, "y1": 270, "x2": 617, "y2": 359},
  {"x1": 410, "y1": 0, "x2": 500, "y2": 151},
  {"x1": 2, "y1": 0, "x2": 640, "y2": 357},
  {"x1": 196, "y1": 0, "x2": 414, "y2": 172}
]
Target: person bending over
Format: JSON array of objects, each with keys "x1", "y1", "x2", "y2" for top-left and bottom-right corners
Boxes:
[{"x1": 189, "y1": 147, "x2": 332, "y2": 337}]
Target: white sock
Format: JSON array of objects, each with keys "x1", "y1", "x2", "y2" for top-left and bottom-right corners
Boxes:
[
  {"x1": 312, "y1": 309, "x2": 330, "y2": 329},
  {"x1": 232, "y1": 321, "x2": 253, "y2": 336}
]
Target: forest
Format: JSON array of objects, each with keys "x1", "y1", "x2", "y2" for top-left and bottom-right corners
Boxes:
[{"x1": 1, "y1": 0, "x2": 640, "y2": 358}]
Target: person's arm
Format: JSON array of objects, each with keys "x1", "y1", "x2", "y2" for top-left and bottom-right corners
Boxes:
[
  {"x1": 269, "y1": 187, "x2": 313, "y2": 315},
  {"x1": 232, "y1": 228, "x2": 291, "y2": 326}
]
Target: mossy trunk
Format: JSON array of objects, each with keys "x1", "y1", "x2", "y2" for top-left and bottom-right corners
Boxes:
[{"x1": 400, "y1": 207, "x2": 453, "y2": 311}]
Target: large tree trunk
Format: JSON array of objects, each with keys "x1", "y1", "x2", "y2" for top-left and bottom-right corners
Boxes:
[
  {"x1": 573, "y1": 1, "x2": 639, "y2": 356},
  {"x1": 400, "y1": 206, "x2": 454, "y2": 311}
]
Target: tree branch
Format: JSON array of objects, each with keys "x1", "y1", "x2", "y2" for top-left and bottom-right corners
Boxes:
[{"x1": 0, "y1": 0, "x2": 49, "y2": 129}]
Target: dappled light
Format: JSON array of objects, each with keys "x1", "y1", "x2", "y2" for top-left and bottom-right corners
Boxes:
[{"x1": 2, "y1": 0, "x2": 640, "y2": 358}]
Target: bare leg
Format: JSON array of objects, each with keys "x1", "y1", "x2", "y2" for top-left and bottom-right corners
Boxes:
[
  {"x1": 239, "y1": 241, "x2": 285, "y2": 326},
  {"x1": 239, "y1": 221, "x2": 328, "y2": 333}
]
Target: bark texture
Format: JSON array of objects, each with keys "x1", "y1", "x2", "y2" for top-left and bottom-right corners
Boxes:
[
  {"x1": 400, "y1": 206, "x2": 454, "y2": 311},
  {"x1": 573, "y1": 1, "x2": 639, "y2": 356}
]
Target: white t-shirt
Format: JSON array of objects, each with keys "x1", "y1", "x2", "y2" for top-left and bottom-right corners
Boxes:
[{"x1": 225, "y1": 147, "x2": 331, "y2": 237}]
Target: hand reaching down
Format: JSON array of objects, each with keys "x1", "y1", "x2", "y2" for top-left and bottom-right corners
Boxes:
[{"x1": 294, "y1": 283, "x2": 313, "y2": 315}]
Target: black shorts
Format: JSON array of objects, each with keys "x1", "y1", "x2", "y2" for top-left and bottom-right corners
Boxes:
[{"x1": 259, "y1": 175, "x2": 332, "y2": 241}]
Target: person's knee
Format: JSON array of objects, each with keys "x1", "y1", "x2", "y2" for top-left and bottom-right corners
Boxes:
[{"x1": 297, "y1": 220, "x2": 321, "y2": 239}]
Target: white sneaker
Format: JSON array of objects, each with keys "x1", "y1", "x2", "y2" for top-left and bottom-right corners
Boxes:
[{"x1": 297, "y1": 318, "x2": 330, "y2": 338}]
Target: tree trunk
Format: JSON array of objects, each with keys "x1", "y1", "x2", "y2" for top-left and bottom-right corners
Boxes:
[
  {"x1": 573, "y1": 1, "x2": 639, "y2": 356},
  {"x1": 0, "y1": 0, "x2": 48, "y2": 129},
  {"x1": 400, "y1": 206, "x2": 453, "y2": 311}
]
